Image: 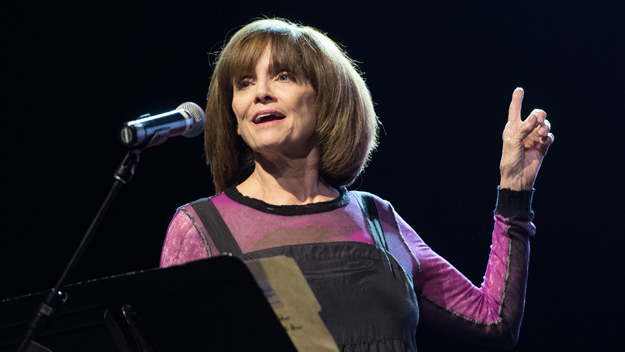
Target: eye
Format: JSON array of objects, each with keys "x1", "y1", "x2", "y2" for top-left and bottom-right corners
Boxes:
[
  {"x1": 277, "y1": 72, "x2": 291, "y2": 82},
  {"x1": 236, "y1": 78, "x2": 253, "y2": 91}
]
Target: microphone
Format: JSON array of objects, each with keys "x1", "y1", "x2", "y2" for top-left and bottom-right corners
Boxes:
[{"x1": 119, "y1": 102, "x2": 206, "y2": 148}]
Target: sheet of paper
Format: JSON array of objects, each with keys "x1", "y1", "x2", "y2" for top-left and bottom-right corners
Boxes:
[{"x1": 246, "y1": 256, "x2": 339, "y2": 352}]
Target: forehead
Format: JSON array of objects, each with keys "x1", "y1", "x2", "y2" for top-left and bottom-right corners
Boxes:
[
  {"x1": 226, "y1": 36, "x2": 307, "y2": 80},
  {"x1": 249, "y1": 46, "x2": 276, "y2": 73}
]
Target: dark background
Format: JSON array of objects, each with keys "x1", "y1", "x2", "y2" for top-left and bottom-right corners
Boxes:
[{"x1": 3, "y1": 0, "x2": 623, "y2": 350}]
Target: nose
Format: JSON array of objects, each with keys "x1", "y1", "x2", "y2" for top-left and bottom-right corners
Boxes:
[{"x1": 254, "y1": 77, "x2": 276, "y2": 104}]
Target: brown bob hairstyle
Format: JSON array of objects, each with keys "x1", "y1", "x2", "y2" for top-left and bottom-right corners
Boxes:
[{"x1": 204, "y1": 18, "x2": 379, "y2": 194}]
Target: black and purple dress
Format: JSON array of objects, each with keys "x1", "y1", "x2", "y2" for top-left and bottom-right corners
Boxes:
[{"x1": 160, "y1": 187, "x2": 535, "y2": 351}]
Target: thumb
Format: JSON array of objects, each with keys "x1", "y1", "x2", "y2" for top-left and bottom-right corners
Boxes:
[{"x1": 513, "y1": 111, "x2": 541, "y2": 141}]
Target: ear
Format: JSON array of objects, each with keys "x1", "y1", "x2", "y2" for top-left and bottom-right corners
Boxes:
[{"x1": 236, "y1": 123, "x2": 241, "y2": 135}]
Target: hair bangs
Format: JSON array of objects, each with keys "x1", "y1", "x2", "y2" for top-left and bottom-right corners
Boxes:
[
  {"x1": 222, "y1": 33, "x2": 269, "y2": 88},
  {"x1": 222, "y1": 24, "x2": 314, "y2": 91},
  {"x1": 268, "y1": 34, "x2": 314, "y2": 85}
]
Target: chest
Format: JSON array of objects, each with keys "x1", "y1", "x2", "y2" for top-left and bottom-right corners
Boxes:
[{"x1": 218, "y1": 201, "x2": 375, "y2": 253}]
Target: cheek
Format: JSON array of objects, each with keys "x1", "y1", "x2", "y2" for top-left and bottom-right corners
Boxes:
[
  {"x1": 231, "y1": 100, "x2": 244, "y2": 136},
  {"x1": 302, "y1": 93, "x2": 317, "y2": 125}
]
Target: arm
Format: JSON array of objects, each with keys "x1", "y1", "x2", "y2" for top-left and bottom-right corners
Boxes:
[
  {"x1": 381, "y1": 88, "x2": 553, "y2": 348},
  {"x1": 411, "y1": 189, "x2": 535, "y2": 349},
  {"x1": 160, "y1": 207, "x2": 211, "y2": 267},
  {"x1": 377, "y1": 189, "x2": 533, "y2": 349}
]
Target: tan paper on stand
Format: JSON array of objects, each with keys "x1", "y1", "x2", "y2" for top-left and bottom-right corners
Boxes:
[{"x1": 246, "y1": 256, "x2": 339, "y2": 352}]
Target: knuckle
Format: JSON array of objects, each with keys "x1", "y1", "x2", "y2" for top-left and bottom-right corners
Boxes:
[
  {"x1": 530, "y1": 109, "x2": 546, "y2": 120},
  {"x1": 544, "y1": 118, "x2": 551, "y2": 128}
]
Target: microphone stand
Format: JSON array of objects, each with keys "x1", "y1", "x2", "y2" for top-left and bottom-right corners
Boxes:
[{"x1": 16, "y1": 129, "x2": 170, "y2": 352}]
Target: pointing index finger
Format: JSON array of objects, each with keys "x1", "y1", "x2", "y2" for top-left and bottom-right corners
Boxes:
[{"x1": 508, "y1": 87, "x2": 524, "y2": 123}]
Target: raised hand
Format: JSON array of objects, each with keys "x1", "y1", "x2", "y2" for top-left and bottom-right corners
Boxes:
[{"x1": 499, "y1": 88, "x2": 555, "y2": 191}]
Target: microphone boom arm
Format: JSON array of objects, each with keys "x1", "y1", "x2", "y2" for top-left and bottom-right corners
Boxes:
[{"x1": 17, "y1": 144, "x2": 144, "y2": 352}]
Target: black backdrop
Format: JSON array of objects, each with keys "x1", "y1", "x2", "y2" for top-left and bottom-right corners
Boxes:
[{"x1": 3, "y1": 0, "x2": 623, "y2": 350}]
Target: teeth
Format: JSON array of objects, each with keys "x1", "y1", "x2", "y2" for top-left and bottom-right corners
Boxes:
[{"x1": 254, "y1": 113, "x2": 273, "y2": 123}]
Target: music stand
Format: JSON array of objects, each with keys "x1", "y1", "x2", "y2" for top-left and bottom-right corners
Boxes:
[{"x1": 0, "y1": 256, "x2": 297, "y2": 352}]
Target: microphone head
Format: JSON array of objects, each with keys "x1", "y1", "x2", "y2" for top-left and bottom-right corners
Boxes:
[{"x1": 178, "y1": 102, "x2": 206, "y2": 138}]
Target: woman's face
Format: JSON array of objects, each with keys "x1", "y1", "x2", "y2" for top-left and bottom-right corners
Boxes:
[{"x1": 232, "y1": 46, "x2": 317, "y2": 158}]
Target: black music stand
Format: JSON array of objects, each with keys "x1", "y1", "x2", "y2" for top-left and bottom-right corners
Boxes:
[{"x1": 0, "y1": 256, "x2": 297, "y2": 352}]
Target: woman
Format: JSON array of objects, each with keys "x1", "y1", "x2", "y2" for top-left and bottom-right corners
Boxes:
[{"x1": 161, "y1": 18, "x2": 554, "y2": 350}]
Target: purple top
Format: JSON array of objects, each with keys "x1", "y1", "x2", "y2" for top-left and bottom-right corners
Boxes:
[{"x1": 161, "y1": 187, "x2": 535, "y2": 348}]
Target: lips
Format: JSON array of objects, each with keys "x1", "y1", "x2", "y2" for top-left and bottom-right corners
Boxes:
[{"x1": 252, "y1": 110, "x2": 286, "y2": 124}]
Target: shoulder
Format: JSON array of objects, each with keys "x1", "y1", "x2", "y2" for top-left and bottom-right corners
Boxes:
[
  {"x1": 185, "y1": 191, "x2": 228, "y2": 207},
  {"x1": 166, "y1": 193, "x2": 226, "y2": 242},
  {"x1": 349, "y1": 190, "x2": 394, "y2": 215},
  {"x1": 348, "y1": 190, "x2": 401, "y2": 234},
  {"x1": 161, "y1": 195, "x2": 228, "y2": 267},
  {"x1": 175, "y1": 192, "x2": 234, "y2": 217}
]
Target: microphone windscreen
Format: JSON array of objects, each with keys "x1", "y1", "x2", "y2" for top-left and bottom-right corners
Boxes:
[{"x1": 178, "y1": 102, "x2": 206, "y2": 138}]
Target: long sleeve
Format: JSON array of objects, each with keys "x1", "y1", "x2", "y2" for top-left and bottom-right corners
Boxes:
[
  {"x1": 160, "y1": 207, "x2": 211, "y2": 267},
  {"x1": 160, "y1": 188, "x2": 536, "y2": 348},
  {"x1": 378, "y1": 188, "x2": 535, "y2": 349}
]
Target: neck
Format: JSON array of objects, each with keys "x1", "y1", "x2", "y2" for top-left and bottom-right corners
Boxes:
[{"x1": 236, "y1": 147, "x2": 339, "y2": 205}]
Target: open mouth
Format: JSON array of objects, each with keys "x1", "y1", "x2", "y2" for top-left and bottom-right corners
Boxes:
[{"x1": 253, "y1": 113, "x2": 286, "y2": 124}]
